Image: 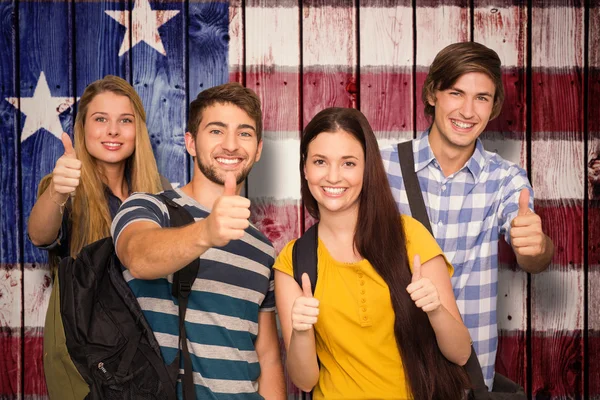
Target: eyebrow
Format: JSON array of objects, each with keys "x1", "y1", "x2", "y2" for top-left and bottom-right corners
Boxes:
[
  {"x1": 312, "y1": 153, "x2": 359, "y2": 160},
  {"x1": 449, "y1": 87, "x2": 494, "y2": 97},
  {"x1": 206, "y1": 121, "x2": 256, "y2": 131},
  {"x1": 90, "y1": 112, "x2": 135, "y2": 117}
]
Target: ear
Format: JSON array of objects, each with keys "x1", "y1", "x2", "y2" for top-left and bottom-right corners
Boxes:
[
  {"x1": 254, "y1": 139, "x2": 264, "y2": 162},
  {"x1": 303, "y1": 163, "x2": 307, "y2": 179},
  {"x1": 184, "y1": 132, "x2": 197, "y2": 157},
  {"x1": 427, "y1": 92, "x2": 437, "y2": 107}
]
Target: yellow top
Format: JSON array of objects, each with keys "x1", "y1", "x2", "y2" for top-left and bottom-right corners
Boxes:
[{"x1": 274, "y1": 215, "x2": 453, "y2": 400}]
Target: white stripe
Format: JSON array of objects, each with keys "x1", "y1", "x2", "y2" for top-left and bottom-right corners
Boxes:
[
  {"x1": 245, "y1": 7, "x2": 300, "y2": 68},
  {"x1": 228, "y1": 2, "x2": 243, "y2": 71},
  {"x1": 248, "y1": 137, "x2": 301, "y2": 200},
  {"x1": 474, "y1": 6, "x2": 525, "y2": 69},
  {"x1": 203, "y1": 248, "x2": 270, "y2": 278},
  {"x1": 415, "y1": 6, "x2": 470, "y2": 66},
  {"x1": 179, "y1": 369, "x2": 259, "y2": 394},
  {"x1": 480, "y1": 135, "x2": 526, "y2": 167},
  {"x1": 303, "y1": 6, "x2": 356, "y2": 66},
  {"x1": 531, "y1": 139, "x2": 584, "y2": 201},
  {"x1": 137, "y1": 298, "x2": 259, "y2": 335},
  {"x1": 360, "y1": 6, "x2": 413, "y2": 68},
  {"x1": 497, "y1": 267, "x2": 527, "y2": 331},
  {"x1": 531, "y1": 267, "x2": 583, "y2": 331},
  {"x1": 531, "y1": 7, "x2": 583, "y2": 69},
  {"x1": 153, "y1": 332, "x2": 259, "y2": 363},
  {"x1": 165, "y1": 277, "x2": 265, "y2": 304},
  {"x1": 4, "y1": 267, "x2": 23, "y2": 329},
  {"x1": 23, "y1": 265, "x2": 51, "y2": 328}
]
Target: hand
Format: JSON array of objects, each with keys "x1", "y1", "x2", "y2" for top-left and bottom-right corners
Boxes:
[
  {"x1": 202, "y1": 172, "x2": 251, "y2": 248},
  {"x1": 510, "y1": 189, "x2": 546, "y2": 257},
  {"x1": 51, "y1": 133, "x2": 81, "y2": 198},
  {"x1": 291, "y1": 273, "x2": 320, "y2": 332},
  {"x1": 406, "y1": 255, "x2": 441, "y2": 313}
]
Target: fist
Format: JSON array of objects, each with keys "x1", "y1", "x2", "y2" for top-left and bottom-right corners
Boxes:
[
  {"x1": 291, "y1": 273, "x2": 320, "y2": 332},
  {"x1": 52, "y1": 133, "x2": 81, "y2": 196},
  {"x1": 406, "y1": 255, "x2": 441, "y2": 313},
  {"x1": 203, "y1": 172, "x2": 251, "y2": 248}
]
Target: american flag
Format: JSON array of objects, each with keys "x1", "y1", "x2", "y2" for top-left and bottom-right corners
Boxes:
[{"x1": 1, "y1": 0, "x2": 598, "y2": 399}]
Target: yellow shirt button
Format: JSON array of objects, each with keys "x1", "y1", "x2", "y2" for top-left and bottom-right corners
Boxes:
[
  {"x1": 362, "y1": 307, "x2": 366, "y2": 312},
  {"x1": 361, "y1": 298, "x2": 366, "y2": 303},
  {"x1": 360, "y1": 281, "x2": 365, "y2": 286}
]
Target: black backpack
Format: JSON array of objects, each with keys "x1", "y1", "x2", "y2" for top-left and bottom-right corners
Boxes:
[
  {"x1": 58, "y1": 194, "x2": 199, "y2": 400},
  {"x1": 290, "y1": 141, "x2": 526, "y2": 400}
]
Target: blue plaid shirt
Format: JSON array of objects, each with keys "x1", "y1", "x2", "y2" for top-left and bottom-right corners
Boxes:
[{"x1": 381, "y1": 130, "x2": 532, "y2": 390}]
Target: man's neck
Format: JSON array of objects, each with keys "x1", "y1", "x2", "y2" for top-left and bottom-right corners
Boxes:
[
  {"x1": 180, "y1": 171, "x2": 242, "y2": 210},
  {"x1": 427, "y1": 130, "x2": 476, "y2": 177}
]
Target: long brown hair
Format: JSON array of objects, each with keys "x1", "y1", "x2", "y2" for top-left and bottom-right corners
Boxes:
[
  {"x1": 423, "y1": 41, "x2": 505, "y2": 120},
  {"x1": 39, "y1": 75, "x2": 162, "y2": 258},
  {"x1": 300, "y1": 107, "x2": 469, "y2": 399}
]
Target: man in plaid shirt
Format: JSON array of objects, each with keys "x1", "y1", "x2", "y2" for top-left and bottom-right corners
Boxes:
[{"x1": 381, "y1": 42, "x2": 554, "y2": 391}]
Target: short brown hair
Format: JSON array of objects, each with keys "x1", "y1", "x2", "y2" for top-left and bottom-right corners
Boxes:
[
  {"x1": 187, "y1": 82, "x2": 263, "y2": 141},
  {"x1": 422, "y1": 42, "x2": 505, "y2": 120}
]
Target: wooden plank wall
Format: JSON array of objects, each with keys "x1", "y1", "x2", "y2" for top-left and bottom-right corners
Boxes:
[{"x1": 0, "y1": 1, "x2": 599, "y2": 399}]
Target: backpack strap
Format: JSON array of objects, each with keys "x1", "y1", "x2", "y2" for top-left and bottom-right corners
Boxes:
[
  {"x1": 397, "y1": 141, "x2": 492, "y2": 398},
  {"x1": 292, "y1": 223, "x2": 319, "y2": 294},
  {"x1": 159, "y1": 193, "x2": 198, "y2": 400},
  {"x1": 397, "y1": 141, "x2": 433, "y2": 235}
]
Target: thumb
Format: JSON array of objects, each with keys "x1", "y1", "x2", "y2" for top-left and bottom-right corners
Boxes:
[
  {"x1": 301, "y1": 273, "x2": 313, "y2": 298},
  {"x1": 518, "y1": 188, "x2": 530, "y2": 216},
  {"x1": 61, "y1": 132, "x2": 76, "y2": 158},
  {"x1": 223, "y1": 172, "x2": 237, "y2": 196},
  {"x1": 411, "y1": 254, "x2": 422, "y2": 283}
]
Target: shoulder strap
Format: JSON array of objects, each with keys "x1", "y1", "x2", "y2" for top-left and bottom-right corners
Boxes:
[
  {"x1": 292, "y1": 223, "x2": 319, "y2": 295},
  {"x1": 158, "y1": 193, "x2": 198, "y2": 400},
  {"x1": 397, "y1": 141, "x2": 433, "y2": 235}
]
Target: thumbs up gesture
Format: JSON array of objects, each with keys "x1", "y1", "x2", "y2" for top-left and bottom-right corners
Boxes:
[
  {"x1": 510, "y1": 188, "x2": 546, "y2": 257},
  {"x1": 202, "y1": 172, "x2": 251, "y2": 248},
  {"x1": 51, "y1": 133, "x2": 82, "y2": 198},
  {"x1": 406, "y1": 255, "x2": 441, "y2": 313},
  {"x1": 291, "y1": 273, "x2": 320, "y2": 332}
]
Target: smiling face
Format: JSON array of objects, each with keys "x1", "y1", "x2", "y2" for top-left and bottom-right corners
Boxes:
[
  {"x1": 186, "y1": 102, "x2": 263, "y2": 186},
  {"x1": 428, "y1": 72, "x2": 496, "y2": 153},
  {"x1": 83, "y1": 91, "x2": 136, "y2": 168},
  {"x1": 304, "y1": 129, "x2": 364, "y2": 217}
]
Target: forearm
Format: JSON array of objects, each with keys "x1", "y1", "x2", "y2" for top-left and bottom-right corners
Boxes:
[
  {"x1": 257, "y1": 352, "x2": 286, "y2": 400},
  {"x1": 427, "y1": 305, "x2": 471, "y2": 366},
  {"x1": 285, "y1": 330, "x2": 320, "y2": 392},
  {"x1": 120, "y1": 221, "x2": 211, "y2": 279},
  {"x1": 516, "y1": 234, "x2": 554, "y2": 273},
  {"x1": 28, "y1": 187, "x2": 67, "y2": 246}
]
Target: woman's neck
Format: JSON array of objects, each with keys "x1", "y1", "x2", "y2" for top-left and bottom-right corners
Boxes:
[
  {"x1": 317, "y1": 205, "x2": 362, "y2": 263},
  {"x1": 98, "y1": 162, "x2": 128, "y2": 201}
]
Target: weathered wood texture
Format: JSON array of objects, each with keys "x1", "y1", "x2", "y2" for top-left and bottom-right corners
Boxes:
[{"x1": 530, "y1": 1, "x2": 585, "y2": 399}]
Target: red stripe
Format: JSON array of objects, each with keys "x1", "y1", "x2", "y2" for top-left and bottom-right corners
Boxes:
[
  {"x1": 535, "y1": 202, "x2": 583, "y2": 266},
  {"x1": 496, "y1": 331, "x2": 527, "y2": 391},
  {"x1": 0, "y1": 334, "x2": 20, "y2": 396},
  {"x1": 589, "y1": 331, "x2": 600, "y2": 398},
  {"x1": 250, "y1": 201, "x2": 302, "y2": 253},
  {"x1": 24, "y1": 334, "x2": 47, "y2": 396},
  {"x1": 302, "y1": 70, "x2": 356, "y2": 126}
]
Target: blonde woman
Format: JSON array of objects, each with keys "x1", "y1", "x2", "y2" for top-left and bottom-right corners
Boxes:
[{"x1": 27, "y1": 75, "x2": 168, "y2": 399}]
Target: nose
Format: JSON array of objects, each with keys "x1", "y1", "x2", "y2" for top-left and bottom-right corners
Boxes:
[
  {"x1": 108, "y1": 120, "x2": 120, "y2": 136},
  {"x1": 459, "y1": 97, "x2": 475, "y2": 119},
  {"x1": 326, "y1": 164, "x2": 341, "y2": 184},
  {"x1": 221, "y1": 132, "x2": 239, "y2": 152}
]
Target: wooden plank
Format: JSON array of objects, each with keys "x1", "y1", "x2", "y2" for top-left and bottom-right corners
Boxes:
[
  {"x1": 245, "y1": 0, "x2": 302, "y2": 255},
  {"x1": 588, "y1": 3, "x2": 600, "y2": 399},
  {"x1": 530, "y1": 2, "x2": 585, "y2": 398},
  {"x1": 228, "y1": 0, "x2": 244, "y2": 84},
  {"x1": 130, "y1": 0, "x2": 187, "y2": 187},
  {"x1": 474, "y1": 2, "x2": 528, "y2": 387},
  {"x1": 359, "y1": 1, "x2": 413, "y2": 141},
  {"x1": 0, "y1": 3, "x2": 21, "y2": 398},
  {"x1": 415, "y1": 1, "x2": 470, "y2": 132},
  {"x1": 302, "y1": 0, "x2": 357, "y2": 230},
  {"x1": 18, "y1": 1, "x2": 76, "y2": 397}
]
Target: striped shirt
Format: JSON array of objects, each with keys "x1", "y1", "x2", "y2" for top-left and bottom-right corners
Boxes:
[
  {"x1": 111, "y1": 188, "x2": 276, "y2": 400},
  {"x1": 381, "y1": 130, "x2": 533, "y2": 390}
]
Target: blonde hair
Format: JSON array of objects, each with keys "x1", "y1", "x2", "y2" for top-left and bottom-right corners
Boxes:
[{"x1": 40, "y1": 75, "x2": 162, "y2": 258}]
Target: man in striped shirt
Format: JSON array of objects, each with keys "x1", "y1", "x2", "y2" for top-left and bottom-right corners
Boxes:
[
  {"x1": 381, "y1": 42, "x2": 555, "y2": 391},
  {"x1": 111, "y1": 83, "x2": 285, "y2": 400}
]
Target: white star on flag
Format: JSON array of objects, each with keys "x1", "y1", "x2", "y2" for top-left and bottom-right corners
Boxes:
[
  {"x1": 105, "y1": 0, "x2": 180, "y2": 57},
  {"x1": 5, "y1": 71, "x2": 75, "y2": 143}
]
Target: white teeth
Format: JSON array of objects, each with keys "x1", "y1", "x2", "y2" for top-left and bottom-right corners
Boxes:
[
  {"x1": 452, "y1": 120, "x2": 474, "y2": 129},
  {"x1": 323, "y1": 187, "x2": 346, "y2": 194},
  {"x1": 103, "y1": 143, "x2": 121, "y2": 148},
  {"x1": 217, "y1": 158, "x2": 240, "y2": 165}
]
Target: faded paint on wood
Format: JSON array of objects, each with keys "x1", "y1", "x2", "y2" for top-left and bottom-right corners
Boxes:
[
  {"x1": 530, "y1": 2, "x2": 585, "y2": 398},
  {"x1": 0, "y1": 0, "x2": 21, "y2": 396},
  {"x1": 132, "y1": 0, "x2": 187, "y2": 186},
  {"x1": 474, "y1": 2, "x2": 528, "y2": 387},
  {"x1": 415, "y1": 3, "x2": 470, "y2": 132},
  {"x1": 228, "y1": 0, "x2": 243, "y2": 83},
  {"x1": 359, "y1": 3, "x2": 413, "y2": 140}
]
